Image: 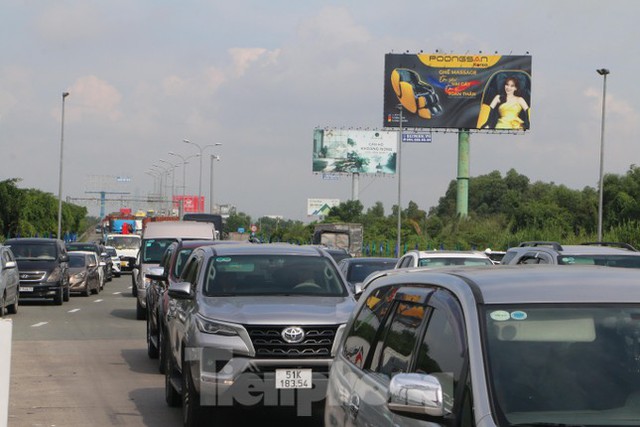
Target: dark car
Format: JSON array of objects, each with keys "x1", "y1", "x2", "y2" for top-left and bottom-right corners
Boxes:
[
  {"x1": 5, "y1": 238, "x2": 70, "y2": 305},
  {"x1": 67, "y1": 251, "x2": 101, "y2": 296},
  {"x1": 144, "y1": 238, "x2": 218, "y2": 371},
  {"x1": 326, "y1": 265, "x2": 640, "y2": 427},
  {"x1": 337, "y1": 257, "x2": 397, "y2": 292},
  {"x1": 0, "y1": 245, "x2": 19, "y2": 316}
]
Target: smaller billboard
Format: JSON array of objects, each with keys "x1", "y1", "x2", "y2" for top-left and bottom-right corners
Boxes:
[
  {"x1": 307, "y1": 198, "x2": 341, "y2": 216},
  {"x1": 173, "y1": 195, "x2": 204, "y2": 213},
  {"x1": 313, "y1": 129, "x2": 397, "y2": 175}
]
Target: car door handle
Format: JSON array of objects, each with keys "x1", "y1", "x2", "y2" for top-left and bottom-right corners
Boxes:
[{"x1": 347, "y1": 393, "x2": 360, "y2": 420}]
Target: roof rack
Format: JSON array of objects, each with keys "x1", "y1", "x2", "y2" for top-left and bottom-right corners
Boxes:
[
  {"x1": 518, "y1": 241, "x2": 563, "y2": 251},
  {"x1": 580, "y1": 242, "x2": 638, "y2": 252}
]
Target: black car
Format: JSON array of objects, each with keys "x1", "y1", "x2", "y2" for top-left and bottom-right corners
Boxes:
[
  {"x1": 337, "y1": 256, "x2": 397, "y2": 292},
  {"x1": 5, "y1": 238, "x2": 70, "y2": 305}
]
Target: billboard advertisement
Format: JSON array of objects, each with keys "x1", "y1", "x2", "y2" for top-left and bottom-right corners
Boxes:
[
  {"x1": 313, "y1": 129, "x2": 397, "y2": 175},
  {"x1": 307, "y1": 198, "x2": 341, "y2": 216},
  {"x1": 383, "y1": 53, "x2": 532, "y2": 130},
  {"x1": 173, "y1": 195, "x2": 204, "y2": 213}
]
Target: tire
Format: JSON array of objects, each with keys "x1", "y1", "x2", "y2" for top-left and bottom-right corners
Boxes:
[
  {"x1": 182, "y1": 361, "x2": 205, "y2": 427},
  {"x1": 84, "y1": 283, "x2": 91, "y2": 297},
  {"x1": 164, "y1": 340, "x2": 181, "y2": 407},
  {"x1": 147, "y1": 315, "x2": 159, "y2": 359},
  {"x1": 7, "y1": 291, "x2": 18, "y2": 315},
  {"x1": 158, "y1": 326, "x2": 166, "y2": 374},
  {"x1": 0, "y1": 293, "x2": 5, "y2": 317},
  {"x1": 136, "y1": 299, "x2": 146, "y2": 320},
  {"x1": 53, "y1": 287, "x2": 63, "y2": 305},
  {"x1": 63, "y1": 284, "x2": 70, "y2": 302}
]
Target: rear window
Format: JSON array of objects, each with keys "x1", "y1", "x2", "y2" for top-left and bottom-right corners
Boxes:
[
  {"x1": 203, "y1": 255, "x2": 347, "y2": 297},
  {"x1": 418, "y1": 257, "x2": 493, "y2": 267},
  {"x1": 558, "y1": 255, "x2": 640, "y2": 268}
]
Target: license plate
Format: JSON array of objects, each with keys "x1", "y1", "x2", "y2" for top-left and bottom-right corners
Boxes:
[
  {"x1": 21, "y1": 287, "x2": 34, "y2": 292},
  {"x1": 121, "y1": 261, "x2": 129, "y2": 267},
  {"x1": 275, "y1": 369, "x2": 312, "y2": 389}
]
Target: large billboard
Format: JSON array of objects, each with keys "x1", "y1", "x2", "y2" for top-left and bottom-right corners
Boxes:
[
  {"x1": 383, "y1": 53, "x2": 532, "y2": 130},
  {"x1": 307, "y1": 198, "x2": 341, "y2": 216},
  {"x1": 313, "y1": 129, "x2": 397, "y2": 175}
]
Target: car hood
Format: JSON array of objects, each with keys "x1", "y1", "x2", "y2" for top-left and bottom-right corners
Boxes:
[{"x1": 197, "y1": 295, "x2": 356, "y2": 325}]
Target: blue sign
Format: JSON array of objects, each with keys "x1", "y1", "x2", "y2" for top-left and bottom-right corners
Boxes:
[{"x1": 402, "y1": 132, "x2": 432, "y2": 143}]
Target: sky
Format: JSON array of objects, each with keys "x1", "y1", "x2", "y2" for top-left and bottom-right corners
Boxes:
[{"x1": 2, "y1": 0, "x2": 640, "y2": 223}]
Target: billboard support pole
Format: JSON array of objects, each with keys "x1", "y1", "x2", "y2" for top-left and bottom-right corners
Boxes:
[
  {"x1": 456, "y1": 130, "x2": 470, "y2": 217},
  {"x1": 351, "y1": 173, "x2": 359, "y2": 201},
  {"x1": 396, "y1": 106, "x2": 403, "y2": 256}
]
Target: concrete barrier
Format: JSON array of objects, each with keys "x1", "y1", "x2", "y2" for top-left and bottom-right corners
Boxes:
[{"x1": 0, "y1": 319, "x2": 12, "y2": 427}]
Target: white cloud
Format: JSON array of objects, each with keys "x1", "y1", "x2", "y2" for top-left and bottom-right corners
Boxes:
[{"x1": 62, "y1": 76, "x2": 123, "y2": 122}]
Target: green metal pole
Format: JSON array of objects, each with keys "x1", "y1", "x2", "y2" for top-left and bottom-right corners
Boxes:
[{"x1": 457, "y1": 130, "x2": 470, "y2": 217}]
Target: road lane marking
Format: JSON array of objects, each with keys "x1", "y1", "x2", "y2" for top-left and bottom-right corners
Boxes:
[
  {"x1": 68, "y1": 309, "x2": 80, "y2": 313},
  {"x1": 94, "y1": 299, "x2": 104, "y2": 303},
  {"x1": 113, "y1": 292, "x2": 122, "y2": 295},
  {"x1": 31, "y1": 322, "x2": 48, "y2": 327}
]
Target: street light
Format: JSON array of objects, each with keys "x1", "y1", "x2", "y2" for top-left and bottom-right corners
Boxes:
[
  {"x1": 57, "y1": 91, "x2": 70, "y2": 240},
  {"x1": 159, "y1": 159, "x2": 178, "y2": 213},
  {"x1": 596, "y1": 68, "x2": 610, "y2": 241},
  {"x1": 209, "y1": 154, "x2": 221, "y2": 213},
  {"x1": 183, "y1": 139, "x2": 222, "y2": 212},
  {"x1": 151, "y1": 163, "x2": 172, "y2": 213},
  {"x1": 169, "y1": 151, "x2": 199, "y2": 215}
]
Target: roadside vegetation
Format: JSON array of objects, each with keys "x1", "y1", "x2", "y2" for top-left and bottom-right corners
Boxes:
[{"x1": 4, "y1": 165, "x2": 640, "y2": 253}]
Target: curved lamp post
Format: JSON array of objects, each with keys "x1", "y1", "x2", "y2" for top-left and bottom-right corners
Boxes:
[
  {"x1": 596, "y1": 68, "x2": 610, "y2": 241},
  {"x1": 169, "y1": 151, "x2": 199, "y2": 214},
  {"x1": 183, "y1": 139, "x2": 222, "y2": 212}
]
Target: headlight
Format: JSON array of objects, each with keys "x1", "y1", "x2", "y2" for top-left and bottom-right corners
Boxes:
[
  {"x1": 73, "y1": 271, "x2": 87, "y2": 281},
  {"x1": 47, "y1": 267, "x2": 62, "y2": 282},
  {"x1": 195, "y1": 314, "x2": 238, "y2": 336}
]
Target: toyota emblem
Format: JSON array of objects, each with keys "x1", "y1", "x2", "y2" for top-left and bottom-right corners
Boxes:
[{"x1": 281, "y1": 326, "x2": 305, "y2": 344}]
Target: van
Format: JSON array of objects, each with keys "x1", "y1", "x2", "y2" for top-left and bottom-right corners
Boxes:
[
  {"x1": 5, "y1": 238, "x2": 70, "y2": 305},
  {"x1": 134, "y1": 221, "x2": 216, "y2": 320}
]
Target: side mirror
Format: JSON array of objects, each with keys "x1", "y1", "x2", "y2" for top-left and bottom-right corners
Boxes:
[
  {"x1": 167, "y1": 281, "x2": 194, "y2": 299},
  {"x1": 145, "y1": 266, "x2": 166, "y2": 282},
  {"x1": 388, "y1": 373, "x2": 453, "y2": 418}
]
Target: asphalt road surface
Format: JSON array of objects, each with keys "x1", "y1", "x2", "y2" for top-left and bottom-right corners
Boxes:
[{"x1": 7, "y1": 274, "x2": 323, "y2": 427}]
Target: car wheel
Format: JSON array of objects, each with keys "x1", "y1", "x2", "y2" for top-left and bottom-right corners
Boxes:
[
  {"x1": 63, "y1": 284, "x2": 70, "y2": 302},
  {"x1": 136, "y1": 299, "x2": 146, "y2": 320},
  {"x1": 53, "y1": 288, "x2": 63, "y2": 305},
  {"x1": 7, "y1": 292, "x2": 18, "y2": 315},
  {"x1": 182, "y1": 361, "x2": 205, "y2": 427},
  {"x1": 0, "y1": 293, "x2": 5, "y2": 317},
  {"x1": 164, "y1": 340, "x2": 181, "y2": 407},
  {"x1": 147, "y1": 316, "x2": 159, "y2": 359},
  {"x1": 84, "y1": 283, "x2": 91, "y2": 297}
]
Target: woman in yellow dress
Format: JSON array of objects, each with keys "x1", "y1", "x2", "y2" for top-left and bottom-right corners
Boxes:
[{"x1": 484, "y1": 77, "x2": 530, "y2": 129}]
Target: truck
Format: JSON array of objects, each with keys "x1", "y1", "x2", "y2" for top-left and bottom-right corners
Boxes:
[
  {"x1": 104, "y1": 234, "x2": 142, "y2": 273},
  {"x1": 312, "y1": 223, "x2": 363, "y2": 257}
]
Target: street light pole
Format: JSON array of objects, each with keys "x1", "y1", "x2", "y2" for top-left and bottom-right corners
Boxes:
[
  {"x1": 57, "y1": 91, "x2": 70, "y2": 240},
  {"x1": 596, "y1": 68, "x2": 610, "y2": 242},
  {"x1": 169, "y1": 151, "x2": 199, "y2": 215},
  {"x1": 183, "y1": 139, "x2": 222, "y2": 212},
  {"x1": 209, "y1": 154, "x2": 221, "y2": 213},
  {"x1": 396, "y1": 105, "x2": 403, "y2": 257}
]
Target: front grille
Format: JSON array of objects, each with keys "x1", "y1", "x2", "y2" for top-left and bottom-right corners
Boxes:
[
  {"x1": 245, "y1": 325, "x2": 338, "y2": 359},
  {"x1": 19, "y1": 271, "x2": 46, "y2": 282}
]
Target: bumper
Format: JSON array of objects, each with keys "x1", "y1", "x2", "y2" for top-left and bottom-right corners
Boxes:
[
  {"x1": 186, "y1": 347, "x2": 330, "y2": 413},
  {"x1": 19, "y1": 282, "x2": 62, "y2": 298},
  {"x1": 119, "y1": 257, "x2": 136, "y2": 272}
]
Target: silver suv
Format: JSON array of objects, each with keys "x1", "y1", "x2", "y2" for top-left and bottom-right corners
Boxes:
[
  {"x1": 163, "y1": 243, "x2": 356, "y2": 426},
  {"x1": 325, "y1": 265, "x2": 640, "y2": 426},
  {"x1": 501, "y1": 241, "x2": 640, "y2": 267}
]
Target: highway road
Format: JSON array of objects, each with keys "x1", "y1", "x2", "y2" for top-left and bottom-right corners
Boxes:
[{"x1": 7, "y1": 274, "x2": 322, "y2": 426}]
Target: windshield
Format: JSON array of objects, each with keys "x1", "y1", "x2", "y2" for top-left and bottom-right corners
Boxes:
[
  {"x1": 484, "y1": 305, "x2": 640, "y2": 426},
  {"x1": 9, "y1": 243, "x2": 57, "y2": 260},
  {"x1": 69, "y1": 255, "x2": 87, "y2": 268},
  {"x1": 106, "y1": 236, "x2": 141, "y2": 250},
  {"x1": 557, "y1": 255, "x2": 640, "y2": 268},
  {"x1": 347, "y1": 261, "x2": 396, "y2": 283},
  {"x1": 203, "y1": 255, "x2": 347, "y2": 297},
  {"x1": 142, "y1": 238, "x2": 176, "y2": 263}
]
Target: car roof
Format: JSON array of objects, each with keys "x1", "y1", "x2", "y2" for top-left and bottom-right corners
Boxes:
[
  {"x1": 6, "y1": 237, "x2": 60, "y2": 244},
  {"x1": 509, "y1": 241, "x2": 640, "y2": 256},
  {"x1": 339, "y1": 257, "x2": 397, "y2": 264},
  {"x1": 405, "y1": 250, "x2": 491, "y2": 259},
  {"x1": 365, "y1": 264, "x2": 640, "y2": 304},
  {"x1": 200, "y1": 243, "x2": 329, "y2": 257}
]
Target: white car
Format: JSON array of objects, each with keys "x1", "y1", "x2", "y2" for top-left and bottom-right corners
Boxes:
[
  {"x1": 395, "y1": 249, "x2": 495, "y2": 268},
  {"x1": 104, "y1": 246, "x2": 121, "y2": 277}
]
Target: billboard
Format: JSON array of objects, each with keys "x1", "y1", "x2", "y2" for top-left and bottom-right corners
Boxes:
[
  {"x1": 313, "y1": 129, "x2": 397, "y2": 175},
  {"x1": 173, "y1": 195, "x2": 204, "y2": 213},
  {"x1": 307, "y1": 198, "x2": 341, "y2": 216},
  {"x1": 383, "y1": 53, "x2": 532, "y2": 130}
]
